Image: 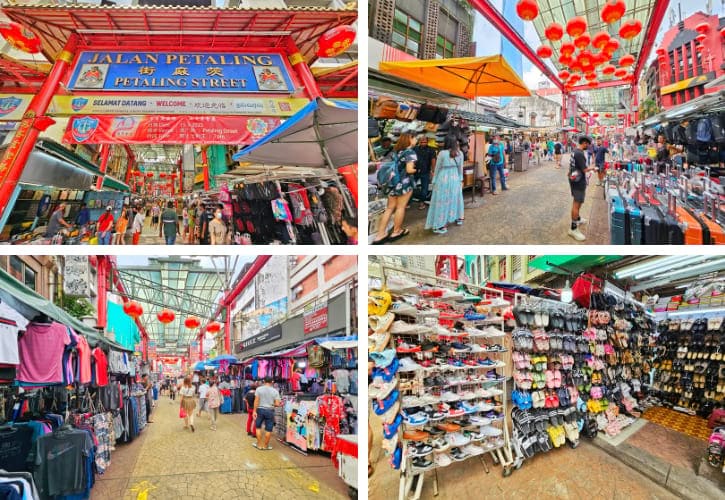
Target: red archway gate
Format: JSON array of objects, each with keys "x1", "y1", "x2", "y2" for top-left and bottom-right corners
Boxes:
[{"x1": 0, "y1": 4, "x2": 357, "y2": 212}]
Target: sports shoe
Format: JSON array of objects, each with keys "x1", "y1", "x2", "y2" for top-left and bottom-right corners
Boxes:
[
  {"x1": 450, "y1": 342, "x2": 471, "y2": 352},
  {"x1": 390, "y1": 301, "x2": 418, "y2": 316},
  {"x1": 469, "y1": 415, "x2": 492, "y2": 425},
  {"x1": 440, "y1": 391, "x2": 459, "y2": 402},
  {"x1": 462, "y1": 443, "x2": 484, "y2": 456},
  {"x1": 386, "y1": 276, "x2": 421, "y2": 295},
  {"x1": 449, "y1": 446, "x2": 470, "y2": 461},
  {"x1": 370, "y1": 348, "x2": 397, "y2": 368},
  {"x1": 478, "y1": 357, "x2": 497, "y2": 366},
  {"x1": 484, "y1": 327, "x2": 505, "y2": 337},
  {"x1": 448, "y1": 432, "x2": 471, "y2": 447},
  {"x1": 568, "y1": 228, "x2": 586, "y2": 241},
  {"x1": 401, "y1": 410, "x2": 429, "y2": 426},
  {"x1": 411, "y1": 456, "x2": 434, "y2": 471},
  {"x1": 368, "y1": 332, "x2": 390, "y2": 352},
  {"x1": 396, "y1": 341, "x2": 421, "y2": 353},
  {"x1": 440, "y1": 289, "x2": 464, "y2": 301},
  {"x1": 436, "y1": 422, "x2": 461, "y2": 433},
  {"x1": 576, "y1": 217, "x2": 588, "y2": 225},
  {"x1": 369, "y1": 378, "x2": 397, "y2": 400},
  {"x1": 399, "y1": 357, "x2": 423, "y2": 372},
  {"x1": 479, "y1": 425, "x2": 502, "y2": 437},
  {"x1": 406, "y1": 442, "x2": 433, "y2": 457},
  {"x1": 434, "y1": 452, "x2": 452, "y2": 467},
  {"x1": 390, "y1": 444, "x2": 402, "y2": 469},
  {"x1": 372, "y1": 358, "x2": 399, "y2": 382},
  {"x1": 391, "y1": 320, "x2": 429, "y2": 335},
  {"x1": 446, "y1": 406, "x2": 466, "y2": 418},
  {"x1": 460, "y1": 401, "x2": 480, "y2": 413},
  {"x1": 369, "y1": 312, "x2": 395, "y2": 333},
  {"x1": 431, "y1": 436, "x2": 449, "y2": 451},
  {"x1": 383, "y1": 413, "x2": 403, "y2": 439},
  {"x1": 382, "y1": 433, "x2": 399, "y2": 454},
  {"x1": 469, "y1": 343, "x2": 485, "y2": 353}
]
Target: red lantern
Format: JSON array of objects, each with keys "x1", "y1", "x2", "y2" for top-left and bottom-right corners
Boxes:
[
  {"x1": 696, "y1": 45, "x2": 705, "y2": 53},
  {"x1": 515, "y1": 0, "x2": 539, "y2": 21},
  {"x1": 585, "y1": 72, "x2": 597, "y2": 81},
  {"x1": 146, "y1": 172, "x2": 154, "y2": 178},
  {"x1": 207, "y1": 322, "x2": 222, "y2": 334},
  {"x1": 0, "y1": 22, "x2": 42, "y2": 54},
  {"x1": 604, "y1": 39, "x2": 620, "y2": 56},
  {"x1": 558, "y1": 70, "x2": 571, "y2": 80},
  {"x1": 695, "y1": 22, "x2": 710, "y2": 34},
  {"x1": 558, "y1": 54, "x2": 573, "y2": 66},
  {"x1": 588, "y1": 81, "x2": 598, "y2": 88},
  {"x1": 592, "y1": 31, "x2": 611, "y2": 50},
  {"x1": 536, "y1": 45, "x2": 553, "y2": 59},
  {"x1": 618, "y1": 54, "x2": 635, "y2": 67},
  {"x1": 569, "y1": 74, "x2": 581, "y2": 83},
  {"x1": 605, "y1": 113, "x2": 613, "y2": 118},
  {"x1": 656, "y1": 48, "x2": 666, "y2": 56},
  {"x1": 545, "y1": 22, "x2": 564, "y2": 42},
  {"x1": 614, "y1": 68, "x2": 627, "y2": 78},
  {"x1": 592, "y1": 113, "x2": 599, "y2": 118},
  {"x1": 601, "y1": 0, "x2": 626, "y2": 24},
  {"x1": 184, "y1": 316, "x2": 200, "y2": 329},
  {"x1": 157, "y1": 309, "x2": 175, "y2": 324},
  {"x1": 123, "y1": 300, "x2": 143, "y2": 319},
  {"x1": 574, "y1": 33, "x2": 591, "y2": 50},
  {"x1": 560, "y1": 42, "x2": 576, "y2": 57},
  {"x1": 159, "y1": 172, "x2": 167, "y2": 179},
  {"x1": 317, "y1": 25, "x2": 356, "y2": 58},
  {"x1": 566, "y1": 17, "x2": 587, "y2": 38},
  {"x1": 696, "y1": 34, "x2": 707, "y2": 44},
  {"x1": 577, "y1": 50, "x2": 594, "y2": 68},
  {"x1": 602, "y1": 64, "x2": 616, "y2": 75},
  {"x1": 619, "y1": 19, "x2": 642, "y2": 40}
]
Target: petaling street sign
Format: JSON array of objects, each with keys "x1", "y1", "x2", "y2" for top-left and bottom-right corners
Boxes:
[{"x1": 68, "y1": 51, "x2": 295, "y2": 93}]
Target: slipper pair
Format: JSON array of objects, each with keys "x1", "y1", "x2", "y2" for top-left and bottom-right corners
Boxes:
[{"x1": 373, "y1": 228, "x2": 410, "y2": 245}]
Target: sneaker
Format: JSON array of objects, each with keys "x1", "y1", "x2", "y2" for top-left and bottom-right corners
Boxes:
[
  {"x1": 390, "y1": 444, "x2": 402, "y2": 469},
  {"x1": 401, "y1": 410, "x2": 429, "y2": 426},
  {"x1": 399, "y1": 357, "x2": 423, "y2": 372},
  {"x1": 484, "y1": 327, "x2": 505, "y2": 338},
  {"x1": 396, "y1": 341, "x2": 421, "y2": 353},
  {"x1": 368, "y1": 332, "x2": 391, "y2": 352},
  {"x1": 469, "y1": 343, "x2": 485, "y2": 353},
  {"x1": 372, "y1": 358, "x2": 399, "y2": 382},
  {"x1": 469, "y1": 415, "x2": 492, "y2": 425},
  {"x1": 390, "y1": 301, "x2": 418, "y2": 316},
  {"x1": 434, "y1": 452, "x2": 452, "y2": 467},
  {"x1": 369, "y1": 379, "x2": 397, "y2": 400},
  {"x1": 446, "y1": 406, "x2": 466, "y2": 418},
  {"x1": 462, "y1": 443, "x2": 484, "y2": 456},
  {"x1": 383, "y1": 413, "x2": 403, "y2": 439},
  {"x1": 449, "y1": 446, "x2": 470, "y2": 461},
  {"x1": 411, "y1": 456, "x2": 434, "y2": 471},
  {"x1": 386, "y1": 276, "x2": 421, "y2": 295},
  {"x1": 577, "y1": 217, "x2": 588, "y2": 225},
  {"x1": 440, "y1": 289, "x2": 464, "y2": 301},
  {"x1": 391, "y1": 320, "x2": 430, "y2": 335},
  {"x1": 479, "y1": 425, "x2": 503, "y2": 437},
  {"x1": 369, "y1": 312, "x2": 395, "y2": 333},
  {"x1": 568, "y1": 228, "x2": 586, "y2": 241},
  {"x1": 448, "y1": 432, "x2": 471, "y2": 447},
  {"x1": 479, "y1": 357, "x2": 497, "y2": 366},
  {"x1": 440, "y1": 391, "x2": 459, "y2": 402},
  {"x1": 370, "y1": 348, "x2": 397, "y2": 368},
  {"x1": 382, "y1": 433, "x2": 399, "y2": 454},
  {"x1": 431, "y1": 436, "x2": 450, "y2": 451},
  {"x1": 406, "y1": 442, "x2": 433, "y2": 457}
]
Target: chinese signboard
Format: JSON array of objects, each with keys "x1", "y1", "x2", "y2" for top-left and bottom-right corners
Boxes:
[
  {"x1": 236, "y1": 324, "x2": 282, "y2": 353},
  {"x1": 63, "y1": 256, "x2": 90, "y2": 297},
  {"x1": 48, "y1": 95, "x2": 307, "y2": 117},
  {"x1": 303, "y1": 300, "x2": 328, "y2": 335},
  {"x1": 0, "y1": 95, "x2": 31, "y2": 121},
  {"x1": 69, "y1": 51, "x2": 294, "y2": 93},
  {"x1": 63, "y1": 115, "x2": 280, "y2": 145}
]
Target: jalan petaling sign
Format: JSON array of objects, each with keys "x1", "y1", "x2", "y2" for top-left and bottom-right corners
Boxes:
[{"x1": 68, "y1": 51, "x2": 294, "y2": 93}]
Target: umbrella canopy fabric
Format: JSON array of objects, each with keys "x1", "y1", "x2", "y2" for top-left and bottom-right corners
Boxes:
[
  {"x1": 528, "y1": 255, "x2": 623, "y2": 275},
  {"x1": 232, "y1": 97, "x2": 357, "y2": 168},
  {"x1": 379, "y1": 55, "x2": 531, "y2": 99},
  {"x1": 208, "y1": 354, "x2": 239, "y2": 365}
]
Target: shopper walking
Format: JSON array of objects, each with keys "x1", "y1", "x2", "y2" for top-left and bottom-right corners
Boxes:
[
  {"x1": 179, "y1": 377, "x2": 197, "y2": 432},
  {"x1": 169, "y1": 381, "x2": 176, "y2": 402},
  {"x1": 554, "y1": 140, "x2": 563, "y2": 167},
  {"x1": 206, "y1": 379, "x2": 222, "y2": 431},
  {"x1": 160, "y1": 201, "x2": 179, "y2": 245},
  {"x1": 131, "y1": 208, "x2": 145, "y2": 245},
  {"x1": 567, "y1": 136, "x2": 597, "y2": 242},
  {"x1": 412, "y1": 136, "x2": 437, "y2": 209},
  {"x1": 487, "y1": 134, "x2": 507, "y2": 195},
  {"x1": 372, "y1": 133, "x2": 417, "y2": 244},
  {"x1": 253, "y1": 376, "x2": 281, "y2": 450},
  {"x1": 141, "y1": 375, "x2": 154, "y2": 423},
  {"x1": 96, "y1": 206, "x2": 115, "y2": 245},
  {"x1": 425, "y1": 138, "x2": 464, "y2": 234},
  {"x1": 244, "y1": 383, "x2": 257, "y2": 437},
  {"x1": 209, "y1": 207, "x2": 228, "y2": 245},
  {"x1": 593, "y1": 138, "x2": 609, "y2": 186},
  {"x1": 197, "y1": 378, "x2": 209, "y2": 417},
  {"x1": 151, "y1": 203, "x2": 160, "y2": 229},
  {"x1": 113, "y1": 206, "x2": 129, "y2": 245}
]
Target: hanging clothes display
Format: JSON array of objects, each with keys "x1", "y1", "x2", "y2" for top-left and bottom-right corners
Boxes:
[
  {"x1": 91, "y1": 348, "x2": 109, "y2": 387},
  {"x1": 17, "y1": 321, "x2": 71, "y2": 386},
  {"x1": 33, "y1": 427, "x2": 94, "y2": 498}
]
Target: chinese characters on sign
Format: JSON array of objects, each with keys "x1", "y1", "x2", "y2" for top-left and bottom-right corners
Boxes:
[{"x1": 303, "y1": 300, "x2": 328, "y2": 335}]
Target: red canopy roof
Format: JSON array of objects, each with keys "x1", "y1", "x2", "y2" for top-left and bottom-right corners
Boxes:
[{"x1": 2, "y1": 4, "x2": 357, "y2": 63}]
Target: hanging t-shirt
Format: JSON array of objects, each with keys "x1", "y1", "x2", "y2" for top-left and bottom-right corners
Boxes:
[
  {"x1": 17, "y1": 322, "x2": 70, "y2": 385},
  {"x1": 0, "y1": 303, "x2": 28, "y2": 330},
  {"x1": 92, "y1": 348, "x2": 109, "y2": 387},
  {"x1": 75, "y1": 336, "x2": 92, "y2": 385},
  {"x1": 0, "y1": 318, "x2": 20, "y2": 365},
  {"x1": 331, "y1": 369, "x2": 350, "y2": 394},
  {"x1": 34, "y1": 429, "x2": 93, "y2": 498},
  {"x1": 0, "y1": 426, "x2": 34, "y2": 472}
]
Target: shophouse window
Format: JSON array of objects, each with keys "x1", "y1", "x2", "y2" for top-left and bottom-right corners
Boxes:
[
  {"x1": 498, "y1": 258, "x2": 507, "y2": 281},
  {"x1": 392, "y1": 8, "x2": 422, "y2": 57},
  {"x1": 436, "y1": 35, "x2": 455, "y2": 59},
  {"x1": 9, "y1": 257, "x2": 36, "y2": 291},
  {"x1": 486, "y1": 256, "x2": 496, "y2": 281},
  {"x1": 512, "y1": 256, "x2": 522, "y2": 281}
]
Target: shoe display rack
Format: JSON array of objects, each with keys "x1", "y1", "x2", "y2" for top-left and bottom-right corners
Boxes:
[
  {"x1": 652, "y1": 306, "x2": 725, "y2": 416},
  {"x1": 509, "y1": 289, "x2": 647, "y2": 458},
  {"x1": 368, "y1": 265, "x2": 514, "y2": 500}
]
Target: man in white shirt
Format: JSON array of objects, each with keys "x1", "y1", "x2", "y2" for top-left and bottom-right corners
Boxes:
[{"x1": 197, "y1": 379, "x2": 209, "y2": 417}]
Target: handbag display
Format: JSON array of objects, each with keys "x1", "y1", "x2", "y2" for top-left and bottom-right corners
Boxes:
[{"x1": 373, "y1": 97, "x2": 398, "y2": 119}]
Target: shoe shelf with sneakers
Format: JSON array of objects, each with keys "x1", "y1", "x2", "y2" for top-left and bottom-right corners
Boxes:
[
  {"x1": 508, "y1": 292, "x2": 655, "y2": 465},
  {"x1": 371, "y1": 264, "x2": 516, "y2": 499}
]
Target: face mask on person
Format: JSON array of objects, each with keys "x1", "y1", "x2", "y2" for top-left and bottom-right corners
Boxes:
[{"x1": 215, "y1": 212, "x2": 222, "y2": 219}]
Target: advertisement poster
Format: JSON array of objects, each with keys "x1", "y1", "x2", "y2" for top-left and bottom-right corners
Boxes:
[
  {"x1": 285, "y1": 400, "x2": 308, "y2": 452},
  {"x1": 49, "y1": 95, "x2": 307, "y2": 116},
  {"x1": 63, "y1": 114, "x2": 280, "y2": 144},
  {"x1": 303, "y1": 299, "x2": 328, "y2": 334},
  {"x1": 68, "y1": 51, "x2": 294, "y2": 93}
]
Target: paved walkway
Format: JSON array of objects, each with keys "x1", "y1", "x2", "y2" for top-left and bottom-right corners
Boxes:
[
  {"x1": 91, "y1": 394, "x2": 347, "y2": 500},
  {"x1": 383, "y1": 154, "x2": 609, "y2": 245}
]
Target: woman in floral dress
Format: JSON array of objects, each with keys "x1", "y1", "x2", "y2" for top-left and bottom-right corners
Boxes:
[{"x1": 425, "y1": 139, "x2": 464, "y2": 234}]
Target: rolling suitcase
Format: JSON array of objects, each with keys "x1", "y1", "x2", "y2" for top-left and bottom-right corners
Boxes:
[
  {"x1": 675, "y1": 204, "x2": 707, "y2": 245},
  {"x1": 621, "y1": 190, "x2": 643, "y2": 245},
  {"x1": 684, "y1": 206, "x2": 723, "y2": 244},
  {"x1": 641, "y1": 205, "x2": 666, "y2": 244},
  {"x1": 609, "y1": 189, "x2": 627, "y2": 245}
]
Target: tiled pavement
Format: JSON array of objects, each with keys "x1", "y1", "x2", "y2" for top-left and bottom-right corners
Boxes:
[
  {"x1": 386, "y1": 154, "x2": 609, "y2": 245},
  {"x1": 369, "y1": 412, "x2": 679, "y2": 500},
  {"x1": 91, "y1": 395, "x2": 347, "y2": 500}
]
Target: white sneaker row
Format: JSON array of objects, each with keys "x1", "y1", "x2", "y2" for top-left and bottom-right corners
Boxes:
[{"x1": 464, "y1": 326, "x2": 506, "y2": 337}]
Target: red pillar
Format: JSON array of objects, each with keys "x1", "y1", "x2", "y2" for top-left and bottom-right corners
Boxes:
[
  {"x1": 97, "y1": 256, "x2": 108, "y2": 330},
  {"x1": 224, "y1": 304, "x2": 232, "y2": 355},
  {"x1": 141, "y1": 336, "x2": 148, "y2": 362},
  {"x1": 0, "y1": 35, "x2": 78, "y2": 214},
  {"x1": 95, "y1": 144, "x2": 111, "y2": 191},
  {"x1": 199, "y1": 333, "x2": 203, "y2": 360},
  {"x1": 287, "y1": 38, "x2": 323, "y2": 99},
  {"x1": 201, "y1": 147, "x2": 210, "y2": 191}
]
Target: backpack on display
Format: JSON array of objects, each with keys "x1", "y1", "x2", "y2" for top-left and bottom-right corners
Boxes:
[
  {"x1": 686, "y1": 121, "x2": 698, "y2": 145},
  {"x1": 710, "y1": 114, "x2": 725, "y2": 144},
  {"x1": 696, "y1": 117, "x2": 713, "y2": 143},
  {"x1": 368, "y1": 117, "x2": 380, "y2": 138},
  {"x1": 377, "y1": 153, "x2": 402, "y2": 189},
  {"x1": 664, "y1": 123, "x2": 677, "y2": 144},
  {"x1": 675, "y1": 124, "x2": 689, "y2": 145}
]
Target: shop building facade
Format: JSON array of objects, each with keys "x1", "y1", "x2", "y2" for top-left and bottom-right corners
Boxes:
[{"x1": 0, "y1": 255, "x2": 59, "y2": 299}]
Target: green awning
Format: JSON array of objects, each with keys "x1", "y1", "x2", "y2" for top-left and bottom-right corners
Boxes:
[
  {"x1": 102, "y1": 176, "x2": 130, "y2": 192},
  {"x1": 0, "y1": 268, "x2": 130, "y2": 351},
  {"x1": 528, "y1": 255, "x2": 624, "y2": 275}
]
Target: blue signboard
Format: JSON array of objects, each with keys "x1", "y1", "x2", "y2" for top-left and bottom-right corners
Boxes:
[{"x1": 68, "y1": 51, "x2": 295, "y2": 94}]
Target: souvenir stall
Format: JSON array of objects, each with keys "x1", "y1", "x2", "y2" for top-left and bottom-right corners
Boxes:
[
  {"x1": 369, "y1": 264, "x2": 514, "y2": 500},
  {"x1": 0, "y1": 267, "x2": 141, "y2": 499}
]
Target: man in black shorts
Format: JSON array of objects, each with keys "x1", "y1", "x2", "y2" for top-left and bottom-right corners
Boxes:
[
  {"x1": 593, "y1": 138, "x2": 609, "y2": 186},
  {"x1": 568, "y1": 136, "x2": 597, "y2": 241},
  {"x1": 553, "y1": 140, "x2": 563, "y2": 167}
]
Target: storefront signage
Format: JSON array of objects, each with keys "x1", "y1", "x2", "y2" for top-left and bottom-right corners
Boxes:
[
  {"x1": 148, "y1": 341, "x2": 157, "y2": 358},
  {"x1": 63, "y1": 115, "x2": 280, "y2": 145},
  {"x1": 0, "y1": 95, "x2": 31, "y2": 121},
  {"x1": 49, "y1": 95, "x2": 307, "y2": 117},
  {"x1": 68, "y1": 51, "x2": 294, "y2": 93},
  {"x1": 0, "y1": 116, "x2": 34, "y2": 186},
  {"x1": 303, "y1": 300, "x2": 328, "y2": 334},
  {"x1": 63, "y1": 256, "x2": 90, "y2": 297},
  {"x1": 237, "y1": 324, "x2": 282, "y2": 353}
]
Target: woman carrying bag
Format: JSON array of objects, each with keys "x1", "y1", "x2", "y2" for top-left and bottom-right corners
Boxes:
[
  {"x1": 178, "y1": 376, "x2": 197, "y2": 432},
  {"x1": 424, "y1": 138, "x2": 464, "y2": 234},
  {"x1": 206, "y1": 379, "x2": 223, "y2": 431}
]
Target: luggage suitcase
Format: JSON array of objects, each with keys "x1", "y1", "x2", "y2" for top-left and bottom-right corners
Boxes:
[
  {"x1": 675, "y1": 205, "x2": 707, "y2": 244},
  {"x1": 641, "y1": 205, "x2": 666, "y2": 244},
  {"x1": 609, "y1": 189, "x2": 627, "y2": 245},
  {"x1": 685, "y1": 206, "x2": 724, "y2": 244},
  {"x1": 621, "y1": 189, "x2": 643, "y2": 245}
]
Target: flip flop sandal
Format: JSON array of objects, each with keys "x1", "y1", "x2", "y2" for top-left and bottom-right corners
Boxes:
[{"x1": 388, "y1": 228, "x2": 410, "y2": 242}]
